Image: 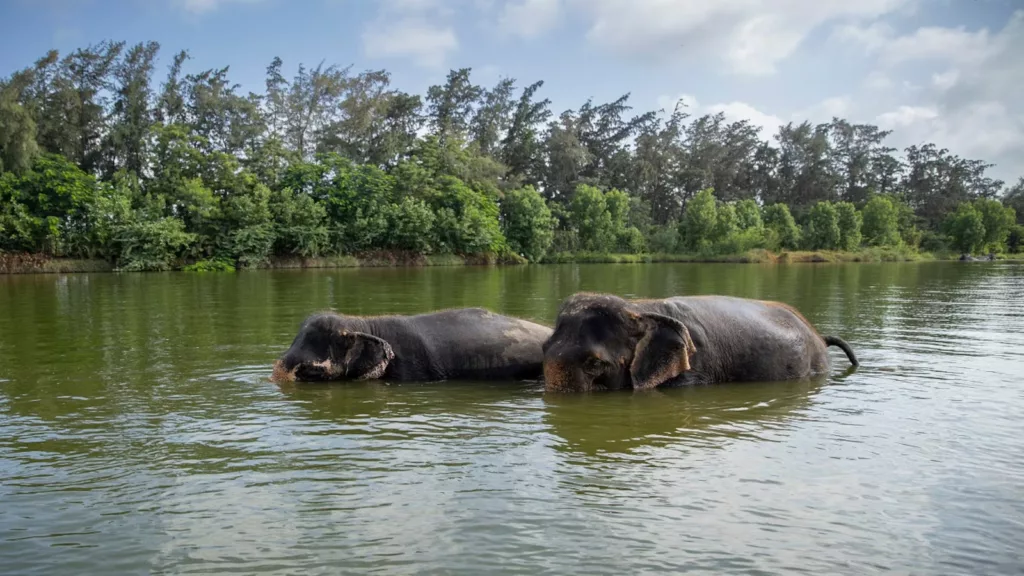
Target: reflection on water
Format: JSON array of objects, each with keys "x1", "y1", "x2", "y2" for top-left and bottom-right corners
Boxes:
[{"x1": 1, "y1": 262, "x2": 1023, "y2": 574}]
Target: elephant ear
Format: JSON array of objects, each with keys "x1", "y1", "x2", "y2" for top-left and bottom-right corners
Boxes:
[
  {"x1": 629, "y1": 312, "x2": 696, "y2": 390},
  {"x1": 333, "y1": 331, "x2": 395, "y2": 380}
]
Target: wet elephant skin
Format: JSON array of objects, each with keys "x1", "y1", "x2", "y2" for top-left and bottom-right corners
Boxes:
[
  {"x1": 273, "y1": 307, "x2": 553, "y2": 383},
  {"x1": 541, "y1": 292, "x2": 858, "y2": 392}
]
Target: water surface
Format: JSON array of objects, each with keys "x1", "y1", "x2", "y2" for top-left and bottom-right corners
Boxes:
[{"x1": 1, "y1": 262, "x2": 1023, "y2": 574}]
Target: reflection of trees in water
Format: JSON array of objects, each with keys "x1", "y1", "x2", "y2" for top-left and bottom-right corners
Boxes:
[{"x1": 540, "y1": 375, "x2": 829, "y2": 457}]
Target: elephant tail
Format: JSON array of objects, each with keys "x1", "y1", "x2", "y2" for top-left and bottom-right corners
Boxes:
[{"x1": 824, "y1": 335, "x2": 859, "y2": 367}]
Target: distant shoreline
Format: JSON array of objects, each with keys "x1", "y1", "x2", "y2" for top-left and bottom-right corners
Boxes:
[{"x1": 4, "y1": 248, "x2": 1019, "y2": 275}]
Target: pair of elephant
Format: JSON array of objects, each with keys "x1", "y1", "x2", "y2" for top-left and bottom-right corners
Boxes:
[
  {"x1": 274, "y1": 291, "x2": 864, "y2": 389},
  {"x1": 271, "y1": 293, "x2": 859, "y2": 392}
]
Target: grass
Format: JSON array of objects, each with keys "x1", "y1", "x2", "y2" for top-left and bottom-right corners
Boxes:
[
  {"x1": 541, "y1": 246, "x2": 933, "y2": 265},
  {"x1": 1, "y1": 246, "x2": 1016, "y2": 275},
  {"x1": 0, "y1": 253, "x2": 114, "y2": 274}
]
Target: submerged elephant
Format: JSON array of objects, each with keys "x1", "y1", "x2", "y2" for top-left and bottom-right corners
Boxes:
[
  {"x1": 272, "y1": 307, "x2": 553, "y2": 383},
  {"x1": 541, "y1": 292, "x2": 859, "y2": 392}
]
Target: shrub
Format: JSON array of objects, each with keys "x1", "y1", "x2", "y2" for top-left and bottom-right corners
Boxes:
[
  {"x1": 680, "y1": 188, "x2": 718, "y2": 251},
  {"x1": 804, "y1": 201, "x2": 841, "y2": 250},
  {"x1": 500, "y1": 185, "x2": 555, "y2": 262},
  {"x1": 616, "y1": 226, "x2": 647, "y2": 254},
  {"x1": 835, "y1": 201, "x2": 862, "y2": 250},
  {"x1": 647, "y1": 225, "x2": 678, "y2": 253},
  {"x1": 862, "y1": 196, "x2": 901, "y2": 247},
  {"x1": 762, "y1": 203, "x2": 801, "y2": 250},
  {"x1": 944, "y1": 202, "x2": 986, "y2": 254}
]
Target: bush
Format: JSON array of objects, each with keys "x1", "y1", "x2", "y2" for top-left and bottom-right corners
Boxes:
[
  {"x1": 616, "y1": 226, "x2": 647, "y2": 254},
  {"x1": 114, "y1": 216, "x2": 196, "y2": 272},
  {"x1": 974, "y1": 198, "x2": 1015, "y2": 253},
  {"x1": 384, "y1": 197, "x2": 436, "y2": 253},
  {"x1": 804, "y1": 201, "x2": 841, "y2": 250},
  {"x1": 183, "y1": 258, "x2": 236, "y2": 272},
  {"x1": 919, "y1": 230, "x2": 949, "y2": 253},
  {"x1": 230, "y1": 223, "x2": 275, "y2": 268},
  {"x1": 762, "y1": 203, "x2": 801, "y2": 250},
  {"x1": 1008, "y1": 225, "x2": 1024, "y2": 253},
  {"x1": 271, "y1": 187, "x2": 330, "y2": 257},
  {"x1": 713, "y1": 202, "x2": 738, "y2": 244},
  {"x1": 835, "y1": 201, "x2": 862, "y2": 251},
  {"x1": 647, "y1": 225, "x2": 678, "y2": 253},
  {"x1": 944, "y1": 202, "x2": 986, "y2": 254},
  {"x1": 500, "y1": 185, "x2": 555, "y2": 262},
  {"x1": 680, "y1": 188, "x2": 718, "y2": 251},
  {"x1": 570, "y1": 184, "x2": 616, "y2": 252},
  {"x1": 862, "y1": 196, "x2": 901, "y2": 247},
  {"x1": 735, "y1": 199, "x2": 762, "y2": 231}
]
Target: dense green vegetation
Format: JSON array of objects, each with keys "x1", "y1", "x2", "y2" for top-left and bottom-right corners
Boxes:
[{"x1": 1, "y1": 41, "x2": 1022, "y2": 271}]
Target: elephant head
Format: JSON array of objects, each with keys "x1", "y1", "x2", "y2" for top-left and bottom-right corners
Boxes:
[
  {"x1": 272, "y1": 313, "x2": 395, "y2": 382},
  {"x1": 541, "y1": 293, "x2": 696, "y2": 392}
]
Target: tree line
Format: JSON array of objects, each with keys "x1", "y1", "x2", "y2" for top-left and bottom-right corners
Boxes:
[{"x1": 1, "y1": 40, "x2": 1022, "y2": 270}]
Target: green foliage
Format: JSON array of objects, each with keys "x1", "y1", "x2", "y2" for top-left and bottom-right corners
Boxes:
[
  {"x1": 270, "y1": 187, "x2": 329, "y2": 257},
  {"x1": 1008, "y1": 225, "x2": 1024, "y2": 253},
  {"x1": 4, "y1": 39, "x2": 1021, "y2": 268},
  {"x1": 0, "y1": 92, "x2": 39, "y2": 173},
  {"x1": 919, "y1": 230, "x2": 949, "y2": 253},
  {"x1": 680, "y1": 188, "x2": 718, "y2": 251},
  {"x1": 861, "y1": 196, "x2": 902, "y2": 247},
  {"x1": 713, "y1": 202, "x2": 738, "y2": 243},
  {"x1": 893, "y1": 195, "x2": 923, "y2": 248},
  {"x1": 1005, "y1": 178, "x2": 1024, "y2": 224},
  {"x1": 183, "y1": 258, "x2": 236, "y2": 272},
  {"x1": 762, "y1": 203, "x2": 801, "y2": 251},
  {"x1": 834, "y1": 201, "x2": 862, "y2": 251},
  {"x1": 569, "y1": 184, "x2": 616, "y2": 252},
  {"x1": 647, "y1": 225, "x2": 678, "y2": 253},
  {"x1": 973, "y1": 198, "x2": 1015, "y2": 253},
  {"x1": 944, "y1": 203, "x2": 986, "y2": 254},
  {"x1": 386, "y1": 197, "x2": 435, "y2": 253},
  {"x1": 114, "y1": 216, "x2": 195, "y2": 272},
  {"x1": 616, "y1": 226, "x2": 647, "y2": 254},
  {"x1": 500, "y1": 185, "x2": 554, "y2": 262},
  {"x1": 735, "y1": 199, "x2": 762, "y2": 231},
  {"x1": 804, "y1": 201, "x2": 842, "y2": 250}
]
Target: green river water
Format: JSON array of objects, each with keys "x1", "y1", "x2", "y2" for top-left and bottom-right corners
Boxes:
[{"x1": 1, "y1": 262, "x2": 1023, "y2": 575}]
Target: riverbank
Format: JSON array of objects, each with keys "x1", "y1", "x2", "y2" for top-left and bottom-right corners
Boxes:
[{"x1": 3, "y1": 248, "x2": 1020, "y2": 274}]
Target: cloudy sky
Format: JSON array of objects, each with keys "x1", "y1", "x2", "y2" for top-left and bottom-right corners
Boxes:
[{"x1": 2, "y1": 0, "x2": 1021, "y2": 183}]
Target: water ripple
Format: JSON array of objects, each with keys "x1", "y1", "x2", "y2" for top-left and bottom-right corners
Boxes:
[{"x1": 2, "y1": 263, "x2": 1024, "y2": 574}]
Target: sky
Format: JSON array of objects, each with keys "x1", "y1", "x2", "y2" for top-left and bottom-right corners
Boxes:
[{"x1": 1, "y1": 0, "x2": 1022, "y2": 184}]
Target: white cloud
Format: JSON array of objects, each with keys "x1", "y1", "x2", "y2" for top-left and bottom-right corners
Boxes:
[
  {"x1": 178, "y1": 0, "x2": 261, "y2": 13},
  {"x1": 854, "y1": 10, "x2": 1024, "y2": 181},
  {"x1": 705, "y1": 101, "x2": 784, "y2": 136},
  {"x1": 838, "y1": 21, "x2": 997, "y2": 67},
  {"x1": 794, "y1": 96, "x2": 852, "y2": 123},
  {"x1": 654, "y1": 93, "x2": 783, "y2": 137},
  {"x1": 570, "y1": 0, "x2": 912, "y2": 75},
  {"x1": 931, "y1": 69, "x2": 958, "y2": 91},
  {"x1": 875, "y1": 105, "x2": 938, "y2": 129},
  {"x1": 360, "y1": 0, "x2": 471, "y2": 68},
  {"x1": 499, "y1": 0, "x2": 561, "y2": 38},
  {"x1": 362, "y1": 18, "x2": 459, "y2": 69}
]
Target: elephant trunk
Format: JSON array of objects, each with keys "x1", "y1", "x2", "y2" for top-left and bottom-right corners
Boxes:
[{"x1": 543, "y1": 359, "x2": 590, "y2": 392}]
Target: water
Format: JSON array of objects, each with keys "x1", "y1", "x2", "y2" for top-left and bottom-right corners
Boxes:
[{"x1": 1, "y1": 262, "x2": 1023, "y2": 575}]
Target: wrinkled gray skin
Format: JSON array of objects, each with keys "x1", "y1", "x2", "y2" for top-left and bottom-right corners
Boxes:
[
  {"x1": 273, "y1": 308, "x2": 553, "y2": 383},
  {"x1": 542, "y1": 292, "x2": 859, "y2": 392}
]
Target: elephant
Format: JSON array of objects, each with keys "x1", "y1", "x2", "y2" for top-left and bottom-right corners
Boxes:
[
  {"x1": 541, "y1": 292, "x2": 859, "y2": 393},
  {"x1": 271, "y1": 307, "x2": 553, "y2": 383}
]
